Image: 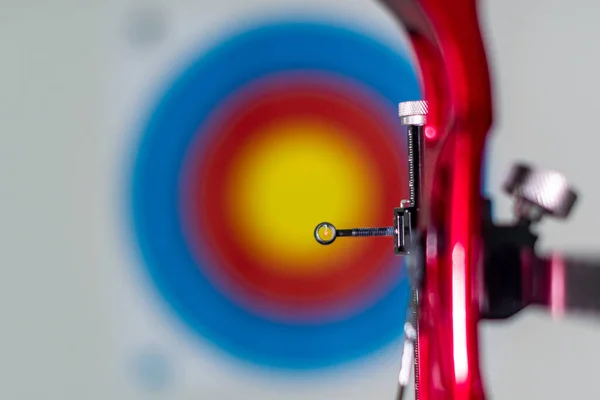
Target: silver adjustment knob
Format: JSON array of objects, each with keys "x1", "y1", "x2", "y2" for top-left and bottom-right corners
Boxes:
[
  {"x1": 503, "y1": 163, "x2": 578, "y2": 221},
  {"x1": 398, "y1": 100, "x2": 428, "y2": 126}
]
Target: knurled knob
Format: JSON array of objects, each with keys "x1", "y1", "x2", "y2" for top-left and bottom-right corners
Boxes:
[
  {"x1": 398, "y1": 100, "x2": 428, "y2": 126},
  {"x1": 503, "y1": 163, "x2": 578, "y2": 219}
]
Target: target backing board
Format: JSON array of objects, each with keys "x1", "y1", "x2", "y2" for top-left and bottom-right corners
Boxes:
[{"x1": 105, "y1": 1, "x2": 422, "y2": 398}]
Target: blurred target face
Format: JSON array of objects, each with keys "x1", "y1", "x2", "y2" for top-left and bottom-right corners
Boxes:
[
  {"x1": 132, "y1": 21, "x2": 420, "y2": 368},
  {"x1": 185, "y1": 72, "x2": 410, "y2": 317}
]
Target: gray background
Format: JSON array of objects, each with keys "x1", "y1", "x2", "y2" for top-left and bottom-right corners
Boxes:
[{"x1": 1, "y1": 0, "x2": 599, "y2": 399}]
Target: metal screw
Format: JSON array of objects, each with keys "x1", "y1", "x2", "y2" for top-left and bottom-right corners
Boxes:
[{"x1": 398, "y1": 100, "x2": 428, "y2": 211}]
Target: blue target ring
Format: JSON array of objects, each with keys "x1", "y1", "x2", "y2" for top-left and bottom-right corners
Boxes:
[{"x1": 131, "y1": 21, "x2": 421, "y2": 369}]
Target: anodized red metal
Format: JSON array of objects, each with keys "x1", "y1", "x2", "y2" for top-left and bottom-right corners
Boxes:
[{"x1": 381, "y1": 1, "x2": 493, "y2": 399}]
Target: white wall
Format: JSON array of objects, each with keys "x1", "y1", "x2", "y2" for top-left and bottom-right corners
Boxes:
[
  {"x1": 482, "y1": 1, "x2": 600, "y2": 398},
  {"x1": 1, "y1": 0, "x2": 599, "y2": 399}
]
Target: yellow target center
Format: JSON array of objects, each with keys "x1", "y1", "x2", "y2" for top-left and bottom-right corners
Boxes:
[{"x1": 225, "y1": 118, "x2": 381, "y2": 276}]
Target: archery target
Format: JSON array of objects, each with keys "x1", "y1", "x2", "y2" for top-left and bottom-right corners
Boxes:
[{"x1": 130, "y1": 19, "x2": 421, "y2": 369}]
